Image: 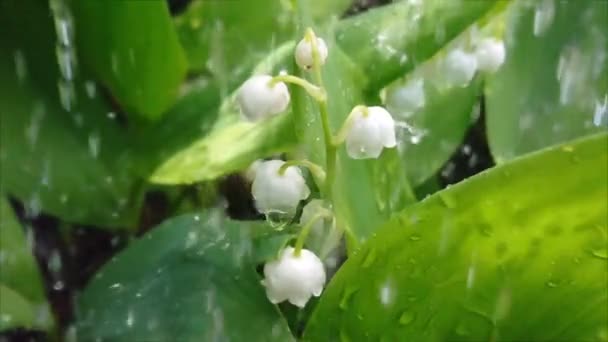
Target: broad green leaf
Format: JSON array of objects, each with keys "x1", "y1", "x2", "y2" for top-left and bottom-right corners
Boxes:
[
  {"x1": 304, "y1": 133, "x2": 608, "y2": 341},
  {"x1": 0, "y1": 197, "x2": 53, "y2": 331},
  {"x1": 0, "y1": 285, "x2": 36, "y2": 332},
  {"x1": 486, "y1": 0, "x2": 608, "y2": 162},
  {"x1": 71, "y1": 0, "x2": 188, "y2": 120},
  {"x1": 335, "y1": 0, "x2": 500, "y2": 92},
  {"x1": 0, "y1": 0, "x2": 141, "y2": 227},
  {"x1": 175, "y1": 0, "x2": 351, "y2": 76},
  {"x1": 76, "y1": 211, "x2": 294, "y2": 341},
  {"x1": 143, "y1": 42, "x2": 299, "y2": 184}
]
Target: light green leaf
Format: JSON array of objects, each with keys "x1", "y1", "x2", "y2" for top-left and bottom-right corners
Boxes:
[
  {"x1": 143, "y1": 42, "x2": 299, "y2": 184},
  {"x1": 0, "y1": 197, "x2": 53, "y2": 331},
  {"x1": 335, "y1": 0, "x2": 500, "y2": 92},
  {"x1": 486, "y1": 0, "x2": 608, "y2": 162},
  {"x1": 304, "y1": 133, "x2": 608, "y2": 341},
  {"x1": 71, "y1": 0, "x2": 188, "y2": 120},
  {"x1": 0, "y1": 0, "x2": 141, "y2": 227},
  {"x1": 76, "y1": 211, "x2": 294, "y2": 341}
]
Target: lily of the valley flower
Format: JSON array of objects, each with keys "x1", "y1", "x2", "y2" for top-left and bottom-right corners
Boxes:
[
  {"x1": 262, "y1": 247, "x2": 326, "y2": 308},
  {"x1": 474, "y1": 38, "x2": 506, "y2": 73},
  {"x1": 345, "y1": 106, "x2": 397, "y2": 159},
  {"x1": 295, "y1": 36, "x2": 328, "y2": 70},
  {"x1": 251, "y1": 160, "x2": 310, "y2": 216},
  {"x1": 443, "y1": 49, "x2": 478, "y2": 87},
  {"x1": 237, "y1": 75, "x2": 290, "y2": 121}
]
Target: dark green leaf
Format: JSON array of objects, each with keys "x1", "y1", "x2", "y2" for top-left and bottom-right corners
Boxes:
[
  {"x1": 335, "y1": 0, "x2": 499, "y2": 92},
  {"x1": 76, "y1": 211, "x2": 294, "y2": 341},
  {"x1": 0, "y1": 0, "x2": 141, "y2": 227},
  {"x1": 486, "y1": 0, "x2": 608, "y2": 162},
  {"x1": 304, "y1": 133, "x2": 608, "y2": 341},
  {"x1": 71, "y1": 0, "x2": 188, "y2": 120},
  {"x1": 0, "y1": 197, "x2": 53, "y2": 331}
]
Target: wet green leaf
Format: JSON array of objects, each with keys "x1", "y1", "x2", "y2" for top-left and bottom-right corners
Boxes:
[
  {"x1": 335, "y1": 0, "x2": 499, "y2": 92},
  {"x1": 71, "y1": 0, "x2": 188, "y2": 120},
  {"x1": 304, "y1": 133, "x2": 608, "y2": 341},
  {"x1": 76, "y1": 211, "x2": 294, "y2": 341},
  {"x1": 0, "y1": 0, "x2": 141, "y2": 227},
  {"x1": 0, "y1": 197, "x2": 52, "y2": 331},
  {"x1": 486, "y1": 0, "x2": 608, "y2": 162},
  {"x1": 144, "y1": 42, "x2": 298, "y2": 184}
]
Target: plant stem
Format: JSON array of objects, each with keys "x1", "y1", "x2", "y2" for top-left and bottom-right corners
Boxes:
[
  {"x1": 271, "y1": 74, "x2": 326, "y2": 102},
  {"x1": 294, "y1": 211, "x2": 328, "y2": 256},
  {"x1": 306, "y1": 28, "x2": 337, "y2": 200},
  {"x1": 278, "y1": 159, "x2": 326, "y2": 189}
]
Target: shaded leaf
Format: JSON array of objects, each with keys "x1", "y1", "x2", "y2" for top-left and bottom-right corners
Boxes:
[
  {"x1": 0, "y1": 197, "x2": 52, "y2": 331},
  {"x1": 71, "y1": 0, "x2": 188, "y2": 120},
  {"x1": 486, "y1": 0, "x2": 608, "y2": 162},
  {"x1": 76, "y1": 211, "x2": 294, "y2": 341},
  {"x1": 304, "y1": 133, "x2": 608, "y2": 341},
  {"x1": 0, "y1": 0, "x2": 141, "y2": 227}
]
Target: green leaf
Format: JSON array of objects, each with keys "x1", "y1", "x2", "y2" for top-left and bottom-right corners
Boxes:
[
  {"x1": 71, "y1": 0, "x2": 188, "y2": 120},
  {"x1": 76, "y1": 211, "x2": 294, "y2": 341},
  {"x1": 486, "y1": 0, "x2": 608, "y2": 162},
  {"x1": 304, "y1": 133, "x2": 608, "y2": 341},
  {"x1": 335, "y1": 0, "x2": 499, "y2": 92},
  {"x1": 142, "y1": 42, "x2": 299, "y2": 184},
  {"x1": 175, "y1": 0, "x2": 351, "y2": 76},
  {"x1": 0, "y1": 197, "x2": 53, "y2": 331},
  {"x1": 0, "y1": 285, "x2": 37, "y2": 332},
  {"x1": 0, "y1": 0, "x2": 141, "y2": 227},
  {"x1": 175, "y1": 0, "x2": 295, "y2": 77}
]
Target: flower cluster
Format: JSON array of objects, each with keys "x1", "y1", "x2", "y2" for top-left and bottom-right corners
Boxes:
[{"x1": 237, "y1": 29, "x2": 506, "y2": 309}]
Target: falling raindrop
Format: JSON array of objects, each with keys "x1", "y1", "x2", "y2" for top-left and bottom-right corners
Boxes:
[
  {"x1": 88, "y1": 132, "x2": 100, "y2": 158},
  {"x1": 14, "y1": 50, "x2": 28, "y2": 83},
  {"x1": 533, "y1": 0, "x2": 555, "y2": 37}
]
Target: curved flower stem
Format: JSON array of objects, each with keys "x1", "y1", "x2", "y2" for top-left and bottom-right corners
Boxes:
[
  {"x1": 278, "y1": 159, "x2": 326, "y2": 189},
  {"x1": 270, "y1": 75, "x2": 326, "y2": 102},
  {"x1": 332, "y1": 105, "x2": 367, "y2": 146},
  {"x1": 293, "y1": 211, "x2": 330, "y2": 256},
  {"x1": 306, "y1": 28, "x2": 336, "y2": 200}
]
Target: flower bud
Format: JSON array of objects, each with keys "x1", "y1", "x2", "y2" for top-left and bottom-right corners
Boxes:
[
  {"x1": 237, "y1": 75, "x2": 290, "y2": 121},
  {"x1": 295, "y1": 37, "x2": 328, "y2": 70},
  {"x1": 345, "y1": 106, "x2": 397, "y2": 159},
  {"x1": 262, "y1": 247, "x2": 326, "y2": 308},
  {"x1": 443, "y1": 49, "x2": 478, "y2": 87},
  {"x1": 474, "y1": 38, "x2": 506, "y2": 73},
  {"x1": 251, "y1": 160, "x2": 310, "y2": 216}
]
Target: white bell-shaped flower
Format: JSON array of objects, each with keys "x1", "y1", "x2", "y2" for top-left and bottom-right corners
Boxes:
[
  {"x1": 237, "y1": 75, "x2": 290, "y2": 121},
  {"x1": 251, "y1": 160, "x2": 310, "y2": 216},
  {"x1": 262, "y1": 247, "x2": 326, "y2": 308},
  {"x1": 295, "y1": 37, "x2": 328, "y2": 70},
  {"x1": 474, "y1": 38, "x2": 506, "y2": 73},
  {"x1": 443, "y1": 49, "x2": 478, "y2": 87},
  {"x1": 385, "y1": 78, "x2": 425, "y2": 116},
  {"x1": 345, "y1": 106, "x2": 397, "y2": 159}
]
